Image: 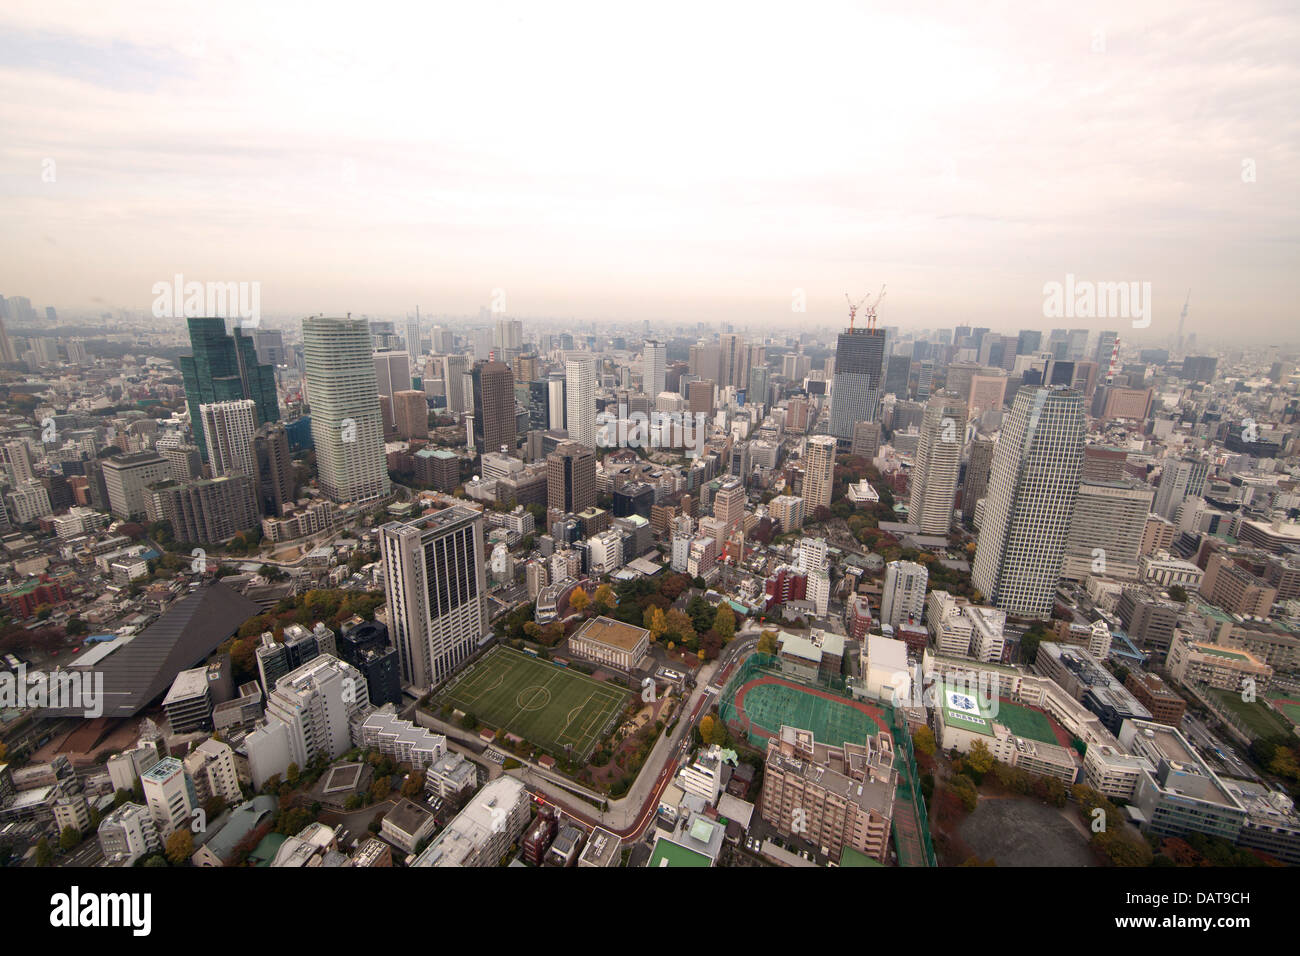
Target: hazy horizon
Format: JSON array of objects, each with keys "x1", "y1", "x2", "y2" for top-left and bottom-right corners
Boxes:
[{"x1": 2, "y1": 1, "x2": 1296, "y2": 342}]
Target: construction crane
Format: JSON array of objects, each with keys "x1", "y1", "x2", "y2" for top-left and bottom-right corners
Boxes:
[
  {"x1": 845, "y1": 292, "x2": 870, "y2": 332},
  {"x1": 845, "y1": 285, "x2": 887, "y2": 332}
]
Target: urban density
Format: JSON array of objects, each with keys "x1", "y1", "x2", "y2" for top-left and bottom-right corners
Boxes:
[{"x1": 0, "y1": 4, "x2": 1292, "y2": 935}]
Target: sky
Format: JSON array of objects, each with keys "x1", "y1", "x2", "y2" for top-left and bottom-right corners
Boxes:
[{"x1": 0, "y1": 1, "x2": 1296, "y2": 340}]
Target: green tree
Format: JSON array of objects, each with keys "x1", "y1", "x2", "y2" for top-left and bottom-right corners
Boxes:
[
  {"x1": 756, "y1": 629, "x2": 779, "y2": 656},
  {"x1": 59, "y1": 826, "x2": 82, "y2": 852},
  {"x1": 966, "y1": 739, "x2": 995, "y2": 778}
]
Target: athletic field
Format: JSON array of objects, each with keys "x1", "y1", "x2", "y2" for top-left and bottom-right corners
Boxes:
[
  {"x1": 1268, "y1": 695, "x2": 1300, "y2": 728},
  {"x1": 438, "y1": 647, "x2": 628, "y2": 760},
  {"x1": 730, "y1": 675, "x2": 887, "y2": 747}
]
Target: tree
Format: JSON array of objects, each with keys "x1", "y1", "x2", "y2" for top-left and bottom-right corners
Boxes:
[
  {"x1": 593, "y1": 583, "x2": 615, "y2": 612},
  {"x1": 165, "y1": 829, "x2": 194, "y2": 864},
  {"x1": 34, "y1": 838, "x2": 53, "y2": 867},
  {"x1": 966, "y1": 739, "x2": 995, "y2": 778},
  {"x1": 59, "y1": 826, "x2": 82, "y2": 852},
  {"x1": 569, "y1": 588, "x2": 590, "y2": 614},
  {"x1": 645, "y1": 606, "x2": 667, "y2": 641},
  {"x1": 756, "y1": 630, "x2": 779, "y2": 656},
  {"x1": 912, "y1": 725, "x2": 937, "y2": 758},
  {"x1": 713, "y1": 603, "x2": 736, "y2": 642}
]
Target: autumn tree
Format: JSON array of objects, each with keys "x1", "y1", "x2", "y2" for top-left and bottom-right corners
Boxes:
[
  {"x1": 569, "y1": 588, "x2": 590, "y2": 614},
  {"x1": 165, "y1": 829, "x2": 194, "y2": 864},
  {"x1": 593, "y1": 584, "x2": 615, "y2": 612},
  {"x1": 912, "y1": 725, "x2": 937, "y2": 758},
  {"x1": 713, "y1": 604, "x2": 736, "y2": 642},
  {"x1": 966, "y1": 739, "x2": 995, "y2": 777},
  {"x1": 756, "y1": 630, "x2": 779, "y2": 656}
]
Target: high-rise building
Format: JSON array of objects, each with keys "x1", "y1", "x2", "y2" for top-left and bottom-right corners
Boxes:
[
  {"x1": 547, "y1": 374, "x2": 566, "y2": 433},
  {"x1": 380, "y1": 505, "x2": 488, "y2": 691},
  {"x1": 972, "y1": 386, "x2": 1086, "y2": 619},
  {"x1": 373, "y1": 350, "x2": 412, "y2": 405},
  {"x1": 961, "y1": 438, "x2": 995, "y2": 524},
  {"x1": 470, "y1": 360, "x2": 516, "y2": 454},
  {"x1": 1153, "y1": 457, "x2": 1209, "y2": 520},
  {"x1": 713, "y1": 477, "x2": 746, "y2": 537},
  {"x1": 253, "y1": 423, "x2": 295, "y2": 517},
  {"x1": 394, "y1": 390, "x2": 429, "y2": 441},
  {"x1": 547, "y1": 441, "x2": 596, "y2": 514},
  {"x1": 147, "y1": 474, "x2": 260, "y2": 544},
  {"x1": 881, "y1": 560, "x2": 928, "y2": 628},
  {"x1": 102, "y1": 452, "x2": 170, "y2": 518},
  {"x1": 441, "y1": 354, "x2": 470, "y2": 416},
  {"x1": 405, "y1": 316, "x2": 423, "y2": 364},
  {"x1": 565, "y1": 354, "x2": 597, "y2": 448},
  {"x1": 802, "y1": 435, "x2": 836, "y2": 513},
  {"x1": 908, "y1": 394, "x2": 966, "y2": 535},
  {"x1": 180, "y1": 317, "x2": 279, "y2": 461},
  {"x1": 643, "y1": 340, "x2": 666, "y2": 398},
  {"x1": 198, "y1": 399, "x2": 258, "y2": 479},
  {"x1": 1061, "y1": 480, "x2": 1155, "y2": 581},
  {"x1": 687, "y1": 380, "x2": 715, "y2": 417},
  {"x1": 830, "y1": 326, "x2": 887, "y2": 442},
  {"x1": 303, "y1": 316, "x2": 391, "y2": 504}
]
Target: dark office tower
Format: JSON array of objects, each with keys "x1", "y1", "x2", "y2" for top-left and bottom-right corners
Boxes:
[
  {"x1": 546, "y1": 441, "x2": 596, "y2": 514},
  {"x1": 961, "y1": 438, "x2": 995, "y2": 525},
  {"x1": 1016, "y1": 330, "x2": 1042, "y2": 356},
  {"x1": 470, "y1": 360, "x2": 516, "y2": 455},
  {"x1": 527, "y1": 381, "x2": 550, "y2": 430},
  {"x1": 1181, "y1": 355, "x2": 1218, "y2": 383},
  {"x1": 338, "y1": 619, "x2": 402, "y2": 707},
  {"x1": 180, "y1": 317, "x2": 279, "y2": 461},
  {"x1": 830, "y1": 326, "x2": 887, "y2": 442},
  {"x1": 613, "y1": 482, "x2": 654, "y2": 520},
  {"x1": 688, "y1": 379, "x2": 715, "y2": 416},
  {"x1": 1044, "y1": 358, "x2": 1075, "y2": 386},
  {"x1": 254, "y1": 423, "x2": 295, "y2": 518},
  {"x1": 884, "y1": 354, "x2": 912, "y2": 398}
]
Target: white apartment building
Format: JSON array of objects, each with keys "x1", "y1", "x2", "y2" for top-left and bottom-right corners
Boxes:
[
  {"x1": 411, "y1": 776, "x2": 531, "y2": 867},
  {"x1": 198, "y1": 399, "x2": 258, "y2": 479},
  {"x1": 141, "y1": 756, "x2": 198, "y2": 837},
  {"x1": 882, "y1": 560, "x2": 928, "y2": 629}
]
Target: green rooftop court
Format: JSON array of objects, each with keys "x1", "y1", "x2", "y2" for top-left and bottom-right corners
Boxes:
[
  {"x1": 993, "y1": 700, "x2": 1059, "y2": 746},
  {"x1": 839, "y1": 846, "x2": 884, "y2": 867},
  {"x1": 648, "y1": 837, "x2": 712, "y2": 867}
]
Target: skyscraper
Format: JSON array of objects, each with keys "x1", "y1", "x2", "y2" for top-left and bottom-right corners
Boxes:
[
  {"x1": 547, "y1": 441, "x2": 596, "y2": 514},
  {"x1": 373, "y1": 350, "x2": 412, "y2": 405},
  {"x1": 972, "y1": 386, "x2": 1086, "y2": 619},
  {"x1": 908, "y1": 394, "x2": 966, "y2": 535},
  {"x1": 643, "y1": 339, "x2": 666, "y2": 398},
  {"x1": 180, "y1": 317, "x2": 279, "y2": 461},
  {"x1": 380, "y1": 505, "x2": 488, "y2": 691},
  {"x1": 830, "y1": 326, "x2": 887, "y2": 443},
  {"x1": 441, "y1": 354, "x2": 470, "y2": 415},
  {"x1": 470, "y1": 360, "x2": 516, "y2": 454},
  {"x1": 253, "y1": 423, "x2": 295, "y2": 517},
  {"x1": 961, "y1": 437, "x2": 995, "y2": 525},
  {"x1": 1153, "y1": 457, "x2": 1209, "y2": 520},
  {"x1": 302, "y1": 316, "x2": 391, "y2": 504},
  {"x1": 405, "y1": 315, "x2": 422, "y2": 365},
  {"x1": 198, "y1": 399, "x2": 258, "y2": 479},
  {"x1": 565, "y1": 354, "x2": 597, "y2": 448},
  {"x1": 802, "y1": 435, "x2": 836, "y2": 513}
]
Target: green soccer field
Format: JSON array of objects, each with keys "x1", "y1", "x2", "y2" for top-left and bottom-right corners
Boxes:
[{"x1": 438, "y1": 647, "x2": 629, "y2": 760}]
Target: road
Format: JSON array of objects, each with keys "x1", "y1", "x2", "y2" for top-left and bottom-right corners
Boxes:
[{"x1": 510, "y1": 628, "x2": 761, "y2": 842}]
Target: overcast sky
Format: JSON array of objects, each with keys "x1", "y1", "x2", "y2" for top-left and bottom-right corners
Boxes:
[{"x1": 1, "y1": 1, "x2": 1295, "y2": 340}]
